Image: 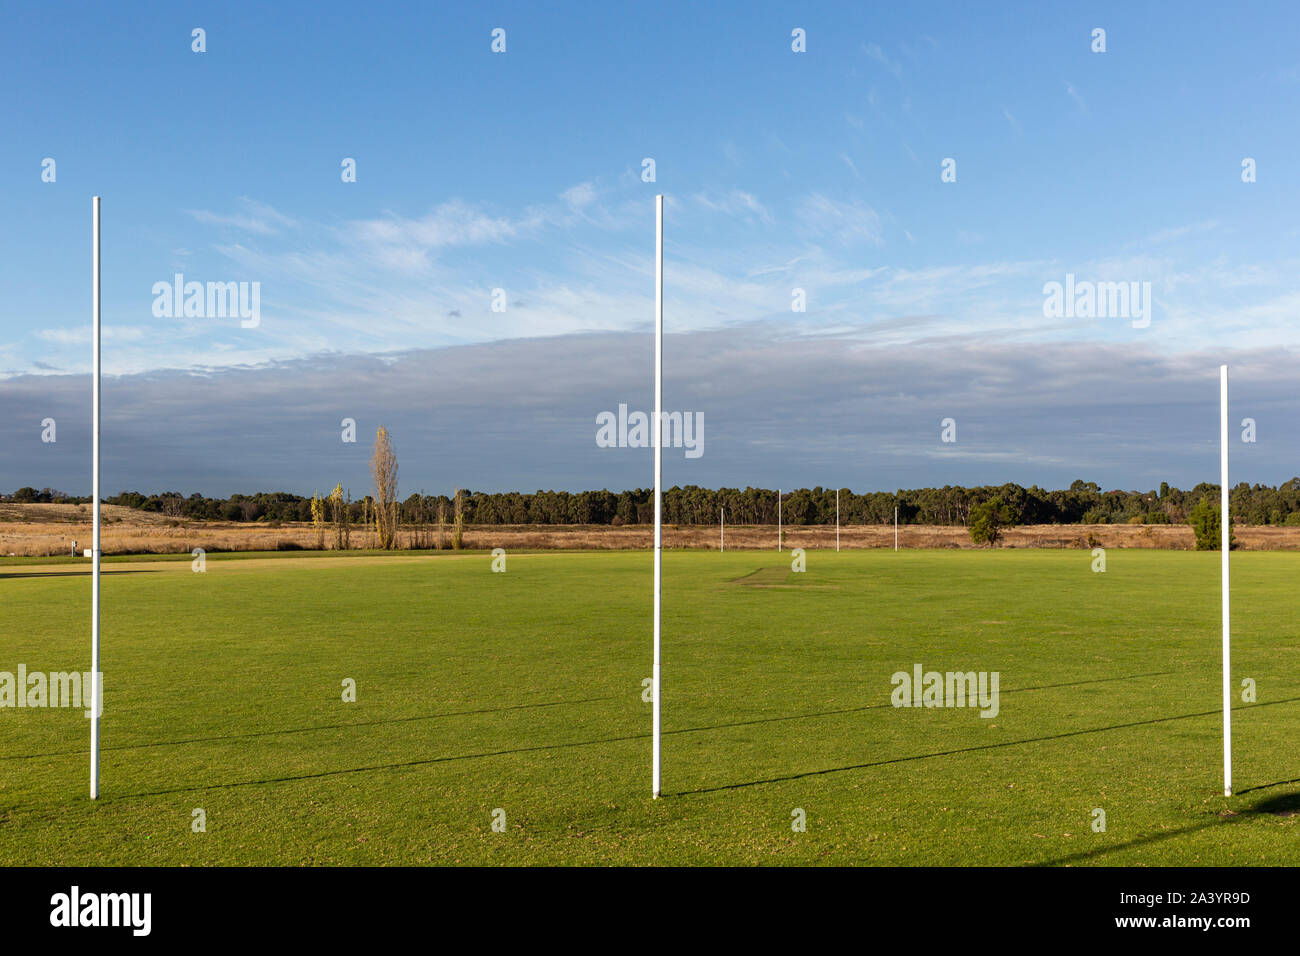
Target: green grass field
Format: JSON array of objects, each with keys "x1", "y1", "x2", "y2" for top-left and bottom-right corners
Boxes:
[{"x1": 2, "y1": 548, "x2": 1299, "y2": 866}]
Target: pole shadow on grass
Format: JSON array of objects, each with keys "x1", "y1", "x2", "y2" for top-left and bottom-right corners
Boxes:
[
  {"x1": 2, "y1": 695, "x2": 617, "y2": 761},
  {"x1": 1237, "y1": 777, "x2": 1300, "y2": 796},
  {"x1": 674, "y1": 695, "x2": 1300, "y2": 797},
  {"x1": 5, "y1": 668, "x2": 1171, "y2": 764},
  {"x1": 0, "y1": 569, "x2": 165, "y2": 580},
  {"x1": 1034, "y1": 788, "x2": 1300, "y2": 866},
  {"x1": 90, "y1": 671, "x2": 1226, "y2": 804}
]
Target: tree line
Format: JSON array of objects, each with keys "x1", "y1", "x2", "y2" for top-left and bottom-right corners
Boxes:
[{"x1": 9, "y1": 478, "x2": 1300, "y2": 527}]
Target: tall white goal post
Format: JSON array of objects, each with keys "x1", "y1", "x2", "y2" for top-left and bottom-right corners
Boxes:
[
  {"x1": 1221, "y1": 364, "x2": 1231, "y2": 797},
  {"x1": 91, "y1": 197, "x2": 102, "y2": 800},
  {"x1": 651, "y1": 195, "x2": 663, "y2": 799}
]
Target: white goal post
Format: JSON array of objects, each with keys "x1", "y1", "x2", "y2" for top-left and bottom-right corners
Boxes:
[
  {"x1": 90, "y1": 197, "x2": 102, "y2": 800},
  {"x1": 1221, "y1": 364, "x2": 1231, "y2": 797},
  {"x1": 651, "y1": 195, "x2": 663, "y2": 799}
]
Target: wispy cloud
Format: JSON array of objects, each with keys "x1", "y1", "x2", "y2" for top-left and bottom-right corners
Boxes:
[
  {"x1": 862, "y1": 43, "x2": 903, "y2": 80},
  {"x1": 35, "y1": 326, "x2": 151, "y2": 345},
  {"x1": 796, "y1": 194, "x2": 884, "y2": 246},
  {"x1": 186, "y1": 198, "x2": 299, "y2": 235},
  {"x1": 1143, "y1": 220, "x2": 1220, "y2": 244},
  {"x1": 1064, "y1": 81, "x2": 1087, "y2": 113},
  {"x1": 19, "y1": 181, "x2": 1297, "y2": 380},
  {"x1": 347, "y1": 199, "x2": 543, "y2": 262},
  {"x1": 561, "y1": 182, "x2": 598, "y2": 210},
  {"x1": 692, "y1": 190, "x2": 772, "y2": 224}
]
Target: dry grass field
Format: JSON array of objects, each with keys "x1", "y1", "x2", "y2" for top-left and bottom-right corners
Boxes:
[{"x1": 3, "y1": 502, "x2": 1300, "y2": 556}]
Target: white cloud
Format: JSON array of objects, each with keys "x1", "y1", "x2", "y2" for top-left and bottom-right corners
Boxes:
[
  {"x1": 863, "y1": 43, "x2": 903, "y2": 80},
  {"x1": 561, "y1": 182, "x2": 597, "y2": 210},
  {"x1": 186, "y1": 198, "x2": 299, "y2": 235},
  {"x1": 349, "y1": 199, "x2": 538, "y2": 252},
  {"x1": 17, "y1": 179, "x2": 1299, "y2": 380},
  {"x1": 796, "y1": 194, "x2": 884, "y2": 246},
  {"x1": 692, "y1": 190, "x2": 772, "y2": 223},
  {"x1": 36, "y1": 326, "x2": 150, "y2": 345},
  {"x1": 1065, "y1": 81, "x2": 1087, "y2": 113},
  {"x1": 1143, "y1": 220, "x2": 1220, "y2": 245}
]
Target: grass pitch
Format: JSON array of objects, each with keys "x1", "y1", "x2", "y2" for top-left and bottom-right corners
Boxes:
[{"x1": 2, "y1": 548, "x2": 1299, "y2": 865}]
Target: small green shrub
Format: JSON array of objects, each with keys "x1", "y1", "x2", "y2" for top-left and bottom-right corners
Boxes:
[
  {"x1": 969, "y1": 496, "x2": 1014, "y2": 546},
  {"x1": 1189, "y1": 496, "x2": 1235, "y2": 550}
]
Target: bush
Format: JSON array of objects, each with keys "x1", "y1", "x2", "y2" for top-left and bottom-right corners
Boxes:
[
  {"x1": 969, "y1": 496, "x2": 1015, "y2": 546},
  {"x1": 1189, "y1": 496, "x2": 1235, "y2": 550},
  {"x1": 1082, "y1": 508, "x2": 1109, "y2": 524},
  {"x1": 1285, "y1": 512, "x2": 1300, "y2": 527}
]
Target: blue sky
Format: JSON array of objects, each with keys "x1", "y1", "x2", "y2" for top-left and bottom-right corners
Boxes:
[{"x1": 3, "y1": 1, "x2": 1300, "y2": 496}]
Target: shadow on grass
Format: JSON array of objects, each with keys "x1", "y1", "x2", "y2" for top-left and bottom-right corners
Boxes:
[
  {"x1": 3, "y1": 695, "x2": 617, "y2": 761},
  {"x1": 674, "y1": 695, "x2": 1300, "y2": 797},
  {"x1": 5, "y1": 668, "x2": 1172, "y2": 763},
  {"x1": 88, "y1": 671, "x2": 1243, "y2": 805},
  {"x1": 0, "y1": 569, "x2": 165, "y2": 580},
  {"x1": 1034, "y1": 787, "x2": 1300, "y2": 866}
]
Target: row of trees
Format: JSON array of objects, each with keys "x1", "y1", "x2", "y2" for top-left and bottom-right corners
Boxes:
[
  {"x1": 966, "y1": 491, "x2": 1235, "y2": 550},
  {"x1": 971, "y1": 490, "x2": 1236, "y2": 550},
  {"x1": 9, "y1": 478, "x2": 1300, "y2": 528}
]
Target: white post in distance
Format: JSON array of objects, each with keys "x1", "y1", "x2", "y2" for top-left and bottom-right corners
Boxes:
[
  {"x1": 778, "y1": 489, "x2": 782, "y2": 552},
  {"x1": 720, "y1": 506, "x2": 724, "y2": 553},
  {"x1": 91, "y1": 196, "x2": 102, "y2": 801},
  {"x1": 836, "y1": 488, "x2": 840, "y2": 552},
  {"x1": 894, "y1": 505, "x2": 899, "y2": 552},
  {"x1": 1220, "y1": 364, "x2": 1231, "y2": 797},
  {"x1": 651, "y1": 195, "x2": 663, "y2": 800}
]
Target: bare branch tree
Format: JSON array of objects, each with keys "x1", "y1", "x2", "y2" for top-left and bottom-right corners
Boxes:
[
  {"x1": 310, "y1": 490, "x2": 326, "y2": 550},
  {"x1": 452, "y1": 488, "x2": 465, "y2": 550},
  {"x1": 370, "y1": 426, "x2": 399, "y2": 549}
]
